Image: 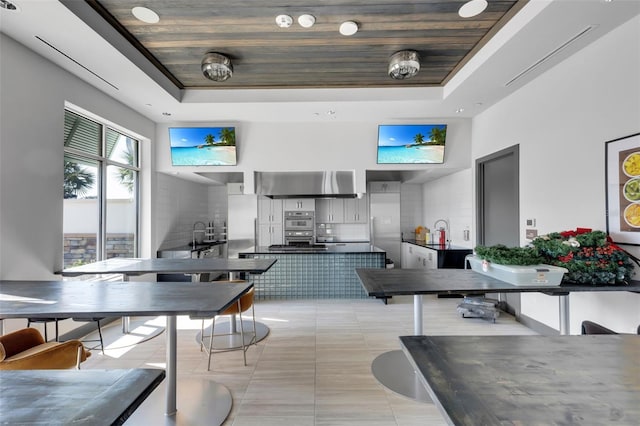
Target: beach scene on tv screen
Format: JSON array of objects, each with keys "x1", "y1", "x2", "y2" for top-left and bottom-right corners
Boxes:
[
  {"x1": 377, "y1": 124, "x2": 446, "y2": 164},
  {"x1": 169, "y1": 127, "x2": 236, "y2": 166}
]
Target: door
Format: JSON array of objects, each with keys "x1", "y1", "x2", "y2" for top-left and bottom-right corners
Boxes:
[{"x1": 476, "y1": 145, "x2": 520, "y2": 316}]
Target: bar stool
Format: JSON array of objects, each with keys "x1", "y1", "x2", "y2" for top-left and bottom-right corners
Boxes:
[
  {"x1": 200, "y1": 281, "x2": 256, "y2": 371},
  {"x1": 27, "y1": 318, "x2": 67, "y2": 342},
  {"x1": 72, "y1": 318, "x2": 105, "y2": 354}
]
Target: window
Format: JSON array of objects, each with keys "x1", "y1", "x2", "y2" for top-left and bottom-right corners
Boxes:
[{"x1": 63, "y1": 110, "x2": 140, "y2": 268}]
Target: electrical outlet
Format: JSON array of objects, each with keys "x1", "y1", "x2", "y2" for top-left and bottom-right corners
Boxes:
[
  {"x1": 526, "y1": 218, "x2": 536, "y2": 227},
  {"x1": 526, "y1": 229, "x2": 538, "y2": 239}
]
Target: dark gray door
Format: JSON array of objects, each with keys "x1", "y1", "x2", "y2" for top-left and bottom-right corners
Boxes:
[{"x1": 476, "y1": 145, "x2": 520, "y2": 316}]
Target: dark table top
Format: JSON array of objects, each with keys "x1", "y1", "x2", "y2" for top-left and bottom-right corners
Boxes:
[
  {"x1": 400, "y1": 335, "x2": 640, "y2": 426},
  {"x1": 158, "y1": 240, "x2": 227, "y2": 253},
  {"x1": 0, "y1": 368, "x2": 165, "y2": 425},
  {"x1": 246, "y1": 243, "x2": 385, "y2": 254},
  {"x1": 57, "y1": 257, "x2": 276, "y2": 276},
  {"x1": 0, "y1": 280, "x2": 253, "y2": 320},
  {"x1": 355, "y1": 268, "x2": 640, "y2": 297},
  {"x1": 402, "y1": 239, "x2": 473, "y2": 252}
]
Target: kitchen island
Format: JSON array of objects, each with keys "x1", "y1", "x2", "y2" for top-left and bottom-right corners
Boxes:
[{"x1": 239, "y1": 243, "x2": 385, "y2": 299}]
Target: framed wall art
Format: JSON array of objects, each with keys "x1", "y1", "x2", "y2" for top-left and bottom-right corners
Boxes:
[{"x1": 605, "y1": 132, "x2": 640, "y2": 245}]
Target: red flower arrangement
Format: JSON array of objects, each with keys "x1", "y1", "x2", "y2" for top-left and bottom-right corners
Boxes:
[{"x1": 531, "y1": 228, "x2": 636, "y2": 285}]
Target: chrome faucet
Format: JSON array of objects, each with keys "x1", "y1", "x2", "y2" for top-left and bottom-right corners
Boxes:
[
  {"x1": 433, "y1": 219, "x2": 450, "y2": 244},
  {"x1": 193, "y1": 221, "x2": 206, "y2": 246}
]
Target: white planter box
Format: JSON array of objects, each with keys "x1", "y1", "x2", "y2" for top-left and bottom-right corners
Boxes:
[{"x1": 466, "y1": 255, "x2": 567, "y2": 286}]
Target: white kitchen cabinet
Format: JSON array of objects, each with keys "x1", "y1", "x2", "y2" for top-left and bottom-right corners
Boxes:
[
  {"x1": 284, "y1": 198, "x2": 316, "y2": 211},
  {"x1": 258, "y1": 223, "x2": 283, "y2": 246},
  {"x1": 344, "y1": 196, "x2": 368, "y2": 223},
  {"x1": 227, "y1": 182, "x2": 244, "y2": 194},
  {"x1": 368, "y1": 181, "x2": 401, "y2": 193},
  {"x1": 316, "y1": 199, "x2": 344, "y2": 223},
  {"x1": 401, "y1": 242, "x2": 437, "y2": 270},
  {"x1": 258, "y1": 197, "x2": 283, "y2": 224}
]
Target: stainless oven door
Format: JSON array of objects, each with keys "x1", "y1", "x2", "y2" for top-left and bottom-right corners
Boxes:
[{"x1": 284, "y1": 218, "x2": 313, "y2": 230}]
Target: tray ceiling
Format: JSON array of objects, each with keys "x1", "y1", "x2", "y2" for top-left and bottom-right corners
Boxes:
[{"x1": 86, "y1": 0, "x2": 527, "y2": 90}]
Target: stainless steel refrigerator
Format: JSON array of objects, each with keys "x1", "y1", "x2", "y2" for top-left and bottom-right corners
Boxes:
[
  {"x1": 227, "y1": 194, "x2": 257, "y2": 258},
  {"x1": 370, "y1": 192, "x2": 401, "y2": 266}
]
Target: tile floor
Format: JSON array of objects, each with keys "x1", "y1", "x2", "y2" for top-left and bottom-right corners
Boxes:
[{"x1": 82, "y1": 295, "x2": 538, "y2": 425}]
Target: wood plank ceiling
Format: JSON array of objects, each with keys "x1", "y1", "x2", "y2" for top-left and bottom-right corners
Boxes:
[{"x1": 87, "y1": 0, "x2": 527, "y2": 90}]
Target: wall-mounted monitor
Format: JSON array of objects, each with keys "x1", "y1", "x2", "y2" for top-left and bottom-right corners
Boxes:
[
  {"x1": 169, "y1": 127, "x2": 237, "y2": 166},
  {"x1": 377, "y1": 124, "x2": 447, "y2": 164}
]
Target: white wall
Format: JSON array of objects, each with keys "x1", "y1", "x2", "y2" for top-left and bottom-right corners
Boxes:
[
  {"x1": 156, "y1": 120, "x2": 472, "y2": 194},
  {"x1": 155, "y1": 173, "x2": 212, "y2": 249},
  {"x1": 400, "y1": 184, "x2": 424, "y2": 239},
  {"x1": 0, "y1": 34, "x2": 155, "y2": 333},
  {"x1": 471, "y1": 16, "x2": 640, "y2": 334},
  {"x1": 422, "y1": 169, "x2": 473, "y2": 248}
]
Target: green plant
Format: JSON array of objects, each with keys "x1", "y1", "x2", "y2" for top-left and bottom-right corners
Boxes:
[
  {"x1": 531, "y1": 229, "x2": 634, "y2": 285},
  {"x1": 474, "y1": 245, "x2": 543, "y2": 265}
]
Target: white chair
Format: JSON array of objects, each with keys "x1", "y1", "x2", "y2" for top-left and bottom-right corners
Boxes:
[{"x1": 200, "y1": 281, "x2": 256, "y2": 371}]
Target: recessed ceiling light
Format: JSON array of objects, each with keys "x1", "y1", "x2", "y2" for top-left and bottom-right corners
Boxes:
[
  {"x1": 455, "y1": 107, "x2": 465, "y2": 113},
  {"x1": 132, "y1": 6, "x2": 159, "y2": 24},
  {"x1": 339, "y1": 21, "x2": 358, "y2": 36},
  {"x1": 0, "y1": 0, "x2": 19, "y2": 11},
  {"x1": 458, "y1": 0, "x2": 488, "y2": 18},
  {"x1": 298, "y1": 14, "x2": 316, "y2": 28},
  {"x1": 276, "y1": 14, "x2": 293, "y2": 28}
]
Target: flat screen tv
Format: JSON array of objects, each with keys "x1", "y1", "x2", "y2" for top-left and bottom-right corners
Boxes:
[
  {"x1": 377, "y1": 124, "x2": 447, "y2": 164},
  {"x1": 169, "y1": 126, "x2": 237, "y2": 166}
]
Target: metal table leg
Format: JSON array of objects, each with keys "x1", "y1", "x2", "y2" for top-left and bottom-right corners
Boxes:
[
  {"x1": 371, "y1": 294, "x2": 431, "y2": 403},
  {"x1": 558, "y1": 294, "x2": 570, "y2": 335}
]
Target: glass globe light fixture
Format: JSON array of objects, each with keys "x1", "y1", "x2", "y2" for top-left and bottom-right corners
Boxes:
[
  {"x1": 201, "y1": 52, "x2": 233, "y2": 82},
  {"x1": 388, "y1": 50, "x2": 420, "y2": 80}
]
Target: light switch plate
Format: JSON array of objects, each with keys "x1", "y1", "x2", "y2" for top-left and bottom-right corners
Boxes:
[
  {"x1": 526, "y1": 218, "x2": 536, "y2": 227},
  {"x1": 526, "y1": 229, "x2": 538, "y2": 239}
]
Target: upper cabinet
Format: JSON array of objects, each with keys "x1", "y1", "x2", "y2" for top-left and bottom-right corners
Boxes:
[
  {"x1": 344, "y1": 195, "x2": 368, "y2": 223},
  {"x1": 284, "y1": 199, "x2": 316, "y2": 211},
  {"x1": 227, "y1": 183, "x2": 245, "y2": 195},
  {"x1": 368, "y1": 181, "x2": 401, "y2": 193},
  {"x1": 316, "y1": 199, "x2": 345, "y2": 223},
  {"x1": 258, "y1": 197, "x2": 283, "y2": 224}
]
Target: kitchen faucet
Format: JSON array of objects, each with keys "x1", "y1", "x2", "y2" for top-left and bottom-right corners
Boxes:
[
  {"x1": 433, "y1": 219, "x2": 450, "y2": 244},
  {"x1": 193, "y1": 221, "x2": 206, "y2": 246}
]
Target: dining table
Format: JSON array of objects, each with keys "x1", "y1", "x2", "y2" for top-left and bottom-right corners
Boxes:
[
  {"x1": 400, "y1": 334, "x2": 640, "y2": 425},
  {"x1": 58, "y1": 257, "x2": 276, "y2": 334},
  {"x1": 355, "y1": 268, "x2": 640, "y2": 402},
  {"x1": 0, "y1": 368, "x2": 165, "y2": 425},
  {"x1": 0, "y1": 276, "x2": 269, "y2": 425}
]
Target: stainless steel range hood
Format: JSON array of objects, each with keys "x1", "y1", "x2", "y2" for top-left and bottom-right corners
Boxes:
[{"x1": 255, "y1": 171, "x2": 358, "y2": 199}]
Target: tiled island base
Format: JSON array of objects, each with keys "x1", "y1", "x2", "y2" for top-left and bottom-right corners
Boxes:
[{"x1": 240, "y1": 248, "x2": 385, "y2": 300}]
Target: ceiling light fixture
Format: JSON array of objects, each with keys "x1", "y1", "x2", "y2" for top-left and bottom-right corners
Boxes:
[
  {"x1": 131, "y1": 6, "x2": 160, "y2": 24},
  {"x1": 339, "y1": 21, "x2": 358, "y2": 36},
  {"x1": 388, "y1": 50, "x2": 420, "y2": 80},
  {"x1": 458, "y1": 0, "x2": 488, "y2": 18},
  {"x1": 201, "y1": 52, "x2": 233, "y2": 82},
  {"x1": 0, "y1": 0, "x2": 18, "y2": 11},
  {"x1": 275, "y1": 14, "x2": 293, "y2": 28},
  {"x1": 298, "y1": 14, "x2": 316, "y2": 28}
]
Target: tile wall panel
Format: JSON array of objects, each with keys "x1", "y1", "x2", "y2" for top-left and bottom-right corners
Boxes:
[{"x1": 243, "y1": 253, "x2": 385, "y2": 300}]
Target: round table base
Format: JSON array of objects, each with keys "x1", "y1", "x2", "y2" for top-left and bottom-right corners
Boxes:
[
  {"x1": 195, "y1": 320, "x2": 269, "y2": 350},
  {"x1": 371, "y1": 350, "x2": 431, "y2": 403},
  {"x1": 125, "y1": 377, "x2": 232, "y2": 425}
]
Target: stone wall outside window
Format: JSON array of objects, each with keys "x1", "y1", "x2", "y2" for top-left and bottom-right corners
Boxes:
[{"x1": 63, "y1": 233, "x2": 134, "y2": 268}]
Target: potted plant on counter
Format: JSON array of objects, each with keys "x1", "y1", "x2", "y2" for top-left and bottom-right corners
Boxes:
[{"x1": 470, "y1": 228, "x2": 636, "y2": 286}]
